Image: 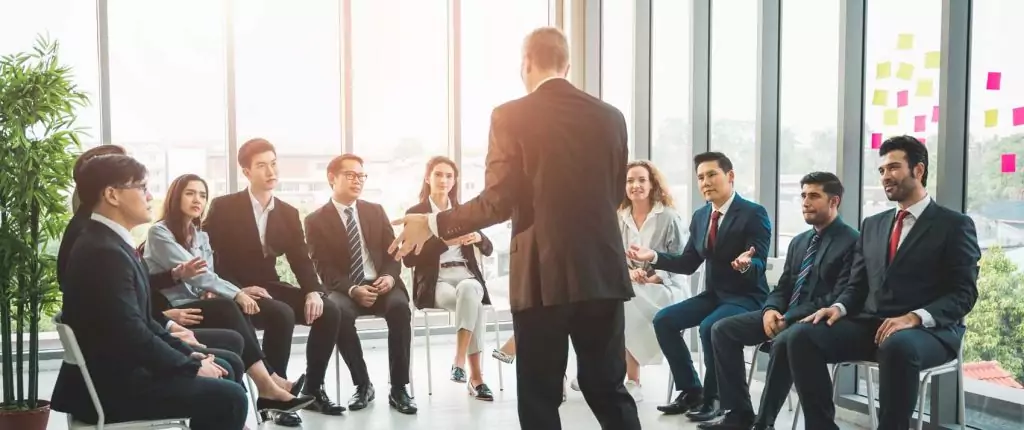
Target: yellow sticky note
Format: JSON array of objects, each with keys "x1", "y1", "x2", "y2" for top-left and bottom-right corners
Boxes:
[
  {"x1": 925, "y1": 51, "x2": 940, "y2": 69},
  {"x1": 897, "y1": 62, "x2": 915, "y2": 80},
  {"x1": 884, "y1": 109, "x2": 899, "y2": 126},
  {"x1": 877, "y1": 62, "x2": 892, "y2": 79},
  {"x1": 985, "y1": 109, "x2": 999, "y2": 127},
  {"x1": 872, "y1": 89, "x2": 888, "y2": 106},
  {"x1": 916, "y1": 79, "x2": 934, "y2": 97},
  {"x1": 897, "y1": 33, "x2": 914, "y2": 50}
]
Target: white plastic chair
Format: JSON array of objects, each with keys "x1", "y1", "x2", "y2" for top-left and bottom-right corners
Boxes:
[
  {"x1": 53, "y1": 313, "x2": 190, "y2": 430},
  {"x1": 421, "y1": 304, "x2": 505, "y2": 395}
]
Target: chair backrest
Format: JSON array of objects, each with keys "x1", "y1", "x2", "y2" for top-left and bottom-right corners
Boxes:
[
  {"x1": 53, "y1": 313, "x2": 107, "y2": 425},
  {"x1": 765, "y1": 257, "x2": 786, "y2": 289}
]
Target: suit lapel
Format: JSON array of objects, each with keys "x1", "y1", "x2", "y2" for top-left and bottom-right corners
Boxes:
[
  {"x1": 236, "y1": 191, "x2": 264, "y2": 256},
  {"x1": 716, "y1": 196, "x2": 743, "y2": 246},
  {"x1": 890, "y1": 203, "x2": 935, "y2": 268},
  {"x1": 696, "y1": 205, "x2": 710, "y2": 256},
  {"x1": 808, "y1": 232, "x2": 832, "y2": 294},
  {"x1": 321, "y1": 201, "x2": 351, "y2": 261}
]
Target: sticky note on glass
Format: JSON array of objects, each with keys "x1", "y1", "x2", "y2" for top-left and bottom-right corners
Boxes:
[
  {"x1": 985, "y1": 109, "x2": 999, "y2": 127},
  {"x1": 872, "y1": 89, "x2": 888, "y2": 106},
  {"x1": 932, "y1": 106, "x2": 940, "y2": 123},
  {"x1": 884, "y1": 109, "x2": 899, "y2": 126},
  {"x1": 924, "y1": 51, "x2": 940, "y2": 69},
  {"x1": 877, "y1": 62, "x2": 892, "y2": 79},
  {"x1": 897, "y1": 63, "x2": 915, "y2": 80},
  {"x1": 914, "y1": 115, "x2": 926, "y2": 132},
  {"x1": 897, "y1": 33, "x2": 914, "y2": 50},
  {"x1": 1014, "y1": 107, "x2": 1024, "y2": 126},
  {"x1": 918, "y1": 137, "x2": 927, "y2": 145},
  {"x1": 916, "y1": 79, "x2": 934, "y2": 97},
  {"x1": 1003, "y1": 154, "x2": 1017, "y2": 173},
  {"x1": 987, "y1": 72, "x2": 1001, "y2": 90},
  {"x1": 871, "y1": 133, "x2": 882, "y2": 149},
  {"x1": 897, "y1": 90, "x2": 909, "y2": 107}
]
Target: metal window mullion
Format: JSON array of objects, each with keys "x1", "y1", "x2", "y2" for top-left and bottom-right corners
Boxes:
[
  {"x1": 755, "y1": 0, "x2": 781, "y2": 256},
  {"x1": 632, "y1": 0, "x2": 652, "y2": 160}
]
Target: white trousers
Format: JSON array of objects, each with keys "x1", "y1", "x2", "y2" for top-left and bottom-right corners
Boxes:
[{"x1": 435, "y1": 266, "x2": 486, "y2": 355}]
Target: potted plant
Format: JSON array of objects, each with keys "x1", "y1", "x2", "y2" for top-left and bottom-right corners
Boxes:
[{"x1": 0, "y1": 35, "x2": 87, "y2": 429}]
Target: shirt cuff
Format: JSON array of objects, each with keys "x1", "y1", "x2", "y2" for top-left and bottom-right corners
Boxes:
[
  {"x1": 347, "y1": 284, "x2": 359, "y2": 297},
  {"x1": 427, "y1": 213, "x2": 440, "y2": 237},
  {"x1": 831, "y1": 303, "x2": 847, "y2": 317},
  {"x1": 165, "y1": 320, "x2": 175, "y2": 330},
  {"x1": 912, "y1": 309, "x2": 936, "y2": 328},
  {"x1": 739, "y1": 265, "x2": 750, "y2": 274},
  {"x1": 651, "y1": 253, "x2": 659, "y2": 264}
]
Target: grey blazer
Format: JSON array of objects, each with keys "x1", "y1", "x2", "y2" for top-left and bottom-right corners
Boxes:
[{"x1": 143, "y1": 221, "x2": 241, "y2": 307}]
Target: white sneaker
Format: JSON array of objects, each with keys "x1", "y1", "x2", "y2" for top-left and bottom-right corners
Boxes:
[{"x1": 624, "y1": 380, "x2": 643, "y2": 402}]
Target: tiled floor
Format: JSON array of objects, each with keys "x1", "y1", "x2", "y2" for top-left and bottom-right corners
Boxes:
[{"x1": 40, "y1": 331, "x2": 867, "y2": 429}]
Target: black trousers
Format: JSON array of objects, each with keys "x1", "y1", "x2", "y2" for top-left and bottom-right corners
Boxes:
[
  {"x1": 329, "y1": 286, "x2": 411, "y2": 387},
  {"x1": 513, "y1": 299, "x2": 640, "y2": 430},
  {"x1": 710, "y1": 310, "x2": 792, "y2": 425},
  {"x1": 246, "y1": 282, "x2": 340, "y2": 390},
  {"x1": 192, "y1": 328, "x2": 245, "y2": 386},
  {"x1": 781, "y1": 318, "x2": 953, "y2": 430},
  {"x1": 173, "y1": 298, "x2": 266, "y2": 370},
  {"x1": 109, "y1": 375, "x2": 248, "y2": 430}
]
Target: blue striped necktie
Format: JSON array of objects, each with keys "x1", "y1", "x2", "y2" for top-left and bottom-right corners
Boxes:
[
  {"x1": 789, "y1": 233, "x2": 820, "y2": 307},
  {"x1": 344, "y1": 207, "x2": 366, "y2": 285}
]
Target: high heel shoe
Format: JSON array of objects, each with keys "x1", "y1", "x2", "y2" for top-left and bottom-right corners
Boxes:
[
  {"x1": 257, "y1": 394, "x2": 315, "y2": 417},
  {"x1": 492, "y1": 349, "x2": 515, "y2": 364},
  {"x1": 467, "y1": 381, "x2": 494, "y2": 401},
  {"x1": 288, "y1": 374, "x2": 306, "y2": 397}
]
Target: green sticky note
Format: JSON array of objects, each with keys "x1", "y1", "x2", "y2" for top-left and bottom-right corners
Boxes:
[
  {"x1": 985, "y1": 109, "x2": 999, "y2": 128},
  {"x1": 897, "y1": 62, "x2": 915, "y2": 80},
  {"x1": 916, "y1": 79, "x2": 934, "y2": 97},
  {"x1": 877, "y1": 62, "x2": 892, "y2": 79},
  {"x1": 872, "y1": 89, "x2": 888, "y2": 106},
  {"x1": 884, "y1": 109, "x2": 899, "y2": 126},
  {"x1": 897, "y1": 33, "x2": 914, "y2": 50},
  {"x1": 924, "y1": 51, "x2": 940, "y2": 69}
]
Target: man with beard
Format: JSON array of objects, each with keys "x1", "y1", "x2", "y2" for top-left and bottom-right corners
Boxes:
[
  {"x1": 784, "y1": 136, "x2": 980, "y2": 430},
  {"x1": 698, "y1": 172, "x2": 858, "y2": 430}
]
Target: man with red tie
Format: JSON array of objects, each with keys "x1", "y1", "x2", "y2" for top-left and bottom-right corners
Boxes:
[{"x1": 783, "y1": 136, "x2": 980, "y2": 430}]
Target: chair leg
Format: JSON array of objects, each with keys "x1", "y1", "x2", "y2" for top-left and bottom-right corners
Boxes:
[
  {"x1": 958, "y1": 364, "x2": 967, "y2": 430},
  {"x1": 246, "y1": 375, "x2": 261, "y2": 424},
  {"x1": 787, "y1": 391, "x2": 793, "y2": 411},
  {"x1": 666, "y1": 372, "x2": 675, "y2": 403},
  {"x1": 409, "y1": 310, "x2": 416, "y2": 398},
  {"x1": 791, "y1": 401, "x2": 801, "y2": 430},
  {"x1": 917, "y1": 375, "x2": 928, "y2": 430},
  {"x1": 425, "y1": 310, "x2": 433, "y2": 396},
  {"x1": 747, "y1": 345, "x2": 760, "y2": 386},
  {"x1": 335, "y1": 348, "x2": 342, "y2": 403},
  {"x1": 493, "y1": 307, "x2": 505, "y2": 391},
  {"x1": 865, "y1": 365, "x2": 878, "y2": 429}
]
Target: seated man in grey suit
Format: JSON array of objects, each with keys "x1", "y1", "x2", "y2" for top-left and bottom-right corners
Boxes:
[{"x1": 700, "y1": 172, "x2": 858, "y2": 430}]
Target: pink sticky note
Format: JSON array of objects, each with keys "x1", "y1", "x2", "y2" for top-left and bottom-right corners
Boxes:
[
  {"x1": 897, "y1": 90, "x2": 909, "y2": 107},
  {"x1": 932, "y1": 106, "x2": 940, "y2": 123},
  {"x1": 987, "y1": 72, "x2": 1002, "y2": 90},
  {"x1": 1002, "y1": 154, "x2": 1017, "y2": 173},
  {"x1": 914, "y1": 115, "x2": 926, "y2": 132},
  {"x1": 918, "y1": 137, "x2": 927, "y2": 145},
  {"x1": 1014, "y1": 106, "x2": 1024, "y2": 126},
  {"x1": 871, "y1": 133, "x2": 882, "y2": 149}
]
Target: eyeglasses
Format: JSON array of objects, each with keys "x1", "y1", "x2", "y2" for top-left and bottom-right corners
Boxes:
[
  {"x1": 339, "y1": 171, "x2": 368, "y2": 183},
  {"x1": 115, "y1": 183, "x2": 149, "y2": 194}
]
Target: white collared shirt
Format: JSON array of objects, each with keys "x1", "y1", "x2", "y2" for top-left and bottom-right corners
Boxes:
[
  {"x1": 620, "y1": 203, "x2": 665, "y2": 249},
  {"x1": 532, "y1": 76, "x2": 566, "y2": 92},
  {"x1": 429, "y1": 197, "x2": 467, "y2": 265},
  {"x1": 248, "y1": 189, "x2": 275, "y2": 255},
  {"x1": 331, "y1": 199, "x2": 378, "y2": 281},
  {"x1": 90, "y1": 213, "x2": 135, "y2": 247}
]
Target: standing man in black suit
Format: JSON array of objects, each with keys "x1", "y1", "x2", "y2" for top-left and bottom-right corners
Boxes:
[
  {"x1": 789, "y1": 136, "x2": 981, "y2": 430},
  {"x1": 52, "y1": 154, "x2": 247, "y2": 430},
  {"x1": 628, "y1": 151, "x2": 771, "y2": 421},
  {"x1": 304, "y1": 153, "x2": 417, "y2": 414},
  {"x1": 699, "y1": 172, "x2": 858, "y2": 430},
  {"x1": 389, "y1": 27, "x2": 640, "y2": 430},
  {"x1": 204, "y1": 138, "x2": 346, "y2": 423}
]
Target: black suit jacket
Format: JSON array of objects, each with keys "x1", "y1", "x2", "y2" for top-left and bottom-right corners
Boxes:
[
  {"x1": 764, "y1": 218, "x2": 859, "y2": 324},
  {"x1": 52, "y1": 221, "x2": 199, "y2": 420},
  {"x1": 433, "y1": 78, "x2": 634, "y2": 313},
  {"x1": 305, "y1": 199, "x2": 405, "y2": 296},
  {"x1": 654, "y1": 195, "x2": 772, "y2": 310},
  {"x1": 834, "y1": 201, "x2": 981, "y2": 352},
  {"x1": 402, "y1": 200, "x2": 493, "y2": 309},
  {"x1": 204, "y1": 190, "x2": 323, "y2": 294}
]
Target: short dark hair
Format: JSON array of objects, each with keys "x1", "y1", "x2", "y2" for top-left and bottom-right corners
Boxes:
[
  {"x1": 76, "y1": 154, "x2": 148, "y2": 210},
  {"x1": 879, "y1": 135, "x2": 928, "y2": 187},
  {"x1": 238, "y1": 138, "x2": 277, "y2": 168},
  {"x1": 326, "y1": 153, "x2": 364, "y2": 185},
  {"x1": 693, "y1": 151, "x2": 734, "y2": 173},
  {"x1": 73, "y1": 144, "x2": 126, "y2": 183},
  {"x1": 800, "y1": 171, "x2": 845, "y2": 207}
]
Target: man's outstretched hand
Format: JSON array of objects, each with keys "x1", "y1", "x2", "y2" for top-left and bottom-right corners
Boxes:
[{"x1": 389, "y1": 214, "x2": 433, "y2": 260}]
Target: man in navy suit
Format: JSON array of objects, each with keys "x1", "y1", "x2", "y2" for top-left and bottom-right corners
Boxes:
[
  {"x1": 629, "y1": 151, "x2": 771, "y2": 421},
  {"x1": 790, "y1": 136, "x2": 980, "y2": 430}
]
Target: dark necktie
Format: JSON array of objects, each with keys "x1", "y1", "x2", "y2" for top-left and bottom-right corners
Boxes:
[
  {"x1": 888, "y1": 210, "x2": 909, "y2": 265},
  {"x1": 789, "y1": 233, "x2": 820, "y2": 307},
  {"x1": 708, "y1": 210, "x2": 722, "y2": 251},
  {"x1": 344, "y1": 207, "x2": 366, "y2": 285}
]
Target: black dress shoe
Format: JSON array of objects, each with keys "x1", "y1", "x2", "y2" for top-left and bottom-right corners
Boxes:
[
  {"x1": 696, "y1": 410, "x2": 755, "y2": 429},
  {"x1": 259, "y1": 411, "x2": 302, "y2": 427},
  {"x1": 348, "y1": 384, "x2": 375, "y2": 411},
  {"x1": 303, "y1": 385, "x2": 346, "y2": 415},
  {"x1": 451, "y1": 365, "x2": 467, "y2": 383},
  {"x1": 468, "y1": 382, "x2": 494, "y2": 401},
  {"x1": 657, "y1": 390, "x2": 703, "y2": 415},
  {"x1": 256, "y1": 395, "x2": 314, "y2": 427},
  {"x1": 289, "y1": 374, "x2": 306, "y2": 397},
  {"x1": 686, "y1": 400, "x2": 724, "y2": 422},
  {"x1": 389, "y1": 385, "x2": 418, "y2": 415}
]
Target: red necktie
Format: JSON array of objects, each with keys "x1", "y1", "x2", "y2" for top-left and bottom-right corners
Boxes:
[
  {"x1": 708, "y1": 210, "x2": 722, "y2": 251},
  {"x1": 888, "y1": 210, "x2": 909, "y2": 264}
]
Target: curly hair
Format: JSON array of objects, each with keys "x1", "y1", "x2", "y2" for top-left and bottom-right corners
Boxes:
[{"x1": 620, "y1": 160, "x2": 674, "y2": 210}]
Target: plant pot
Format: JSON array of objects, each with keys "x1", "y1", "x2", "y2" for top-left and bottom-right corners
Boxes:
[{"x1": 0, "y1": 400, "x2": 51, "y2": 430}]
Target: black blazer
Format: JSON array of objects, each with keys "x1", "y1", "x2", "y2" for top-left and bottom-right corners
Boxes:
[
  {"x1": 204, "y1": 190, "x2": 323, "y2": 294},
  {"x1": 402, "y1": 200, "x2": 493, "y2": 309},
  {"x1": 304, "y1": 199, "x2": 405, "y2": 296},
  {"x1": 52, "y1": 221, "x2": 199, "y2": 422},
  {"x1": 433, "y1": 78, "x2": 634, "y2": 313},
  {"x1": 833, "y1": 201, "x2": 981, "y2": 352},
  {"x1": 764, "y1": 218, "x2": 859, "y2": 324},
  {"x1": 654, "y1": 194, "x2": 772, "y2": 310}
]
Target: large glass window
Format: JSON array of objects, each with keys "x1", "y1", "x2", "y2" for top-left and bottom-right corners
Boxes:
[
  {"x1": 461, "y1": 0, "x2": 549, "y2": 283},
  {"x1": 776, "y1": 0, "x2": 841, "y2": 256},
  {"x1": 600, "y1": 0, "x2": 635, "y2": 154},
  {"x1": 964, "y1": 0, "x2": 1024, "y2": 426},
  {"x1": 709, "y1": 0, "x2": 758, "y2": 200},
  {"x1": 650, "y1": 0, "x2": 692, "y2": 224},
  {"x1": 350, "y1": 0, "x2": 450, "y2": 222},
  {"x1": 861, "y1": 0, "x2": 941, "y2": 220}
]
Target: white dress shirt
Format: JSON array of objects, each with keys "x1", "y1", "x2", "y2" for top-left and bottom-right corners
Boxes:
[
  {"x1": 332, "y1": 199, "x2": 379, "y2": 296},
  {"x1": 248, "y1": 189, "x2": 275, "y2": 256},
  {"x1": 832, "y1": 195, "x2": 936, "y2": 327},
  {"x1": 429, "y1": 197, "x2": 467, "y2": 265}
]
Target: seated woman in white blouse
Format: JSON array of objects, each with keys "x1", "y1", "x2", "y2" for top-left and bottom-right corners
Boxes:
[{"x1": 144, "y1": 174, "x2": 313, "y2": 417}]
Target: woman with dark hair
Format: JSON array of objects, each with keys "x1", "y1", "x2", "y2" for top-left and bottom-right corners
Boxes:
[
  {"x1": 402, "y1": 156, "x2": 495, "y2": 400},
  {"x1": 143, "y1": 173, "x2": 314, "y2": 418}
]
